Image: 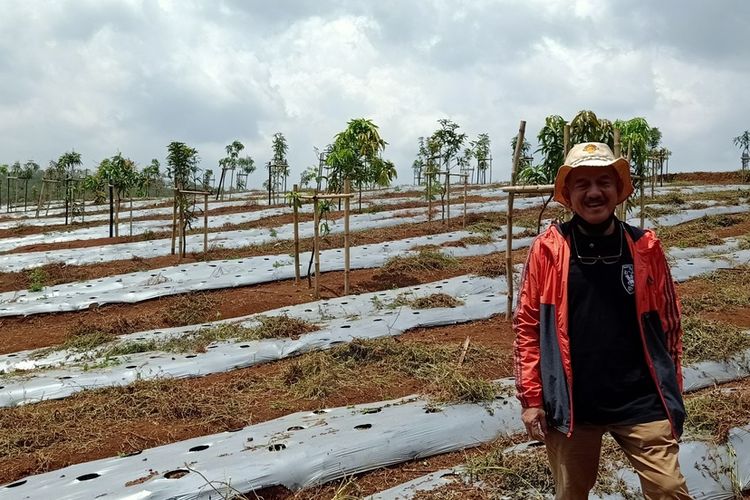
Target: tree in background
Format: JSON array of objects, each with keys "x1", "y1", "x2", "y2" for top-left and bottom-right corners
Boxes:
[
  {"x1": 326, "y1": 118, "x2": 393, "y2": 210},
  {"x1": 471, "y1": 133, "x2": 492, "y2": 183},
  {"x1": 219, "y1": 140, "x2": 249, "y2": 196},
  {"x1": 0, "y1": 163, "x2": 7, "y2": 208},
  {"x1": 143, "y1": 159, "x2": 161, "y2": 197},
  {"x1": 19, "y1": 161, "x2": 39, "y2": 211},
  {"x1": 299, "y1": 165, "x2": 318, "y2": 189},
  {"x1": 733, "y1": 131, "x2": 750, "y2": 156},
  {"x1": 167, "y1": 141, "x2": 200, "y2": 255},
  {"x1": 429, "y1": 119, "x2": 466, "y2": 172},
  {"x1": 530, "y1": 114, "x2": 566, "y2": 186},
  {"x1": 97, "y1": 152, "x2": 138, "y2": 236},
  {"x1": 269, "y1": 132, "x2": 289, "y2": 196}
]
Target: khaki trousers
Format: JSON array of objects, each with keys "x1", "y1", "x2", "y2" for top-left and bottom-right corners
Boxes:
[{"x1": 545, "y1": 419, "x2": 692, "y2": 500}]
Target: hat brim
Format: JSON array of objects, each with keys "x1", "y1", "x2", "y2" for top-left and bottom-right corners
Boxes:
[{"x1": 552, "y1": 157, "x2": 633, "y2": 207}]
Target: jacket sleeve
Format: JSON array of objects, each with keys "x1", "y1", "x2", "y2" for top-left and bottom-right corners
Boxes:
[
  {"x1": 653, "y1": 240, "x2": 684, "y2": 392},
  {"x1": 512, "y1": 238, "x2": 544, "y2": 408}
]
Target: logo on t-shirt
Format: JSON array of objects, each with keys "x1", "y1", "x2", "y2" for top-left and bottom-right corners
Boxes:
[{"x1": 621, "y1": 264, "x2": 635, "y2": 295}]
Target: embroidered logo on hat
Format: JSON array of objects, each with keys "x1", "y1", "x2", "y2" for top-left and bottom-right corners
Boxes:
[{"x1": 583, "y1": 144, "x2": 598, "y2": 153}]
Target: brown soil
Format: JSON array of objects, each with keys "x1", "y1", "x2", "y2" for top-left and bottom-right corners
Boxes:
[
  {"x1": 0, "y1": 315, "x2": 515, "y2": 485},
  {"x1": 0, "y1": 250, "x2": 524, "y2": 354},
  {"x1": 3, "y1": 196, "x2": 501, "y2": 251},
  {"x1": 0, "y1": 209, "x2": 513, "y2": 293},
  {"x1": 668, "y1": 171, "x2": 749, "y2": 185}
]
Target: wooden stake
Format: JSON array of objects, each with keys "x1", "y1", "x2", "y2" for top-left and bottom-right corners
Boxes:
[
  {"x1": 463, "y1": 174, "x2": 468, "y2": 229},
  {"x1": 292, "y1": 184, "x2": 300, "y2": 284},
  {"x1": 313, "y1": 196, "x2": 320, "y2": 299},
  {"x1": 171, "y1": 192, "x2": 177, "y2": 255},
  {"x1": 129, "y1": 197, "x2": 133, "y2": 237},
  {"x1": 344, "y1": 179, "x2": 351, "y2": 295},
  {"x1": 457, "y1": 337, "x2": 471, "y2": 367},
  {"x1": 507, "y1": 120, "x2": 527, "y2": 318},
  {"x1": 446, "y1": 170, "x2": 451, "y2": 222},
  {"x1": 427, "y1": 174, "x2": 433, "y2": 226},
  {"x1": 203, "y1": 193, "x2": 208, "y2": 254}
]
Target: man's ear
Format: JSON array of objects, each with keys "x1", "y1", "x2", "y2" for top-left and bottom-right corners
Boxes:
[{"x1": 562, "y1": 186, "x2": 571, "y2": 206}]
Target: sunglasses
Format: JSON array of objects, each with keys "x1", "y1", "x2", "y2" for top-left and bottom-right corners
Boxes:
[{"x1": 571, "y1": 224, "x2": 623, "y2": 265}]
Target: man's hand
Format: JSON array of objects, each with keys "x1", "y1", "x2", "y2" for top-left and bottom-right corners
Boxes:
[{"x1": 522, "y1": 407, "x2": 547, "y2": 442}]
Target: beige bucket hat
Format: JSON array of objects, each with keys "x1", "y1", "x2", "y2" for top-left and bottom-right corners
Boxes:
[{"x1": 553, "y1": 142, "x2": 633, "y2": 207}]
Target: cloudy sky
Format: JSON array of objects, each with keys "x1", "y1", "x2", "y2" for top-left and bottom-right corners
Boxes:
[{"x1": 0, "y1": 0, "x2": 748, "y2": 185}]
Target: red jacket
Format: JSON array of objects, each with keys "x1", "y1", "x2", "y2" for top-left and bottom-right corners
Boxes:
[{"x1": 513, "y1": 220, "x2": 685, "y2": 437}]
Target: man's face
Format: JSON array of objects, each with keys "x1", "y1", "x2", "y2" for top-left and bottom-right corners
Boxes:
[{"x1": 564, "y1": 166, "x2": 620, "y2": 224}]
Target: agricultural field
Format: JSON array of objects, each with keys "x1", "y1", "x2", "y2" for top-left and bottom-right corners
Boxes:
[{"x1": 1, "y1": 172, "x2": 750, "y2": 499}]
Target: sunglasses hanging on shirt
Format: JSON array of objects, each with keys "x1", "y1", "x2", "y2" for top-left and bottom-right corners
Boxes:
[{"x1": 571, "y1": 223, "x2": 623, "y2": 265}]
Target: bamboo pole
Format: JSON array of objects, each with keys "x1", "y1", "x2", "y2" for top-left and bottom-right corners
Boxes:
[
  {"x1": 427, "y1": 173, "x2": 433, "y2": 226},
  {"x1": 203, "y1": 193, "x2": 208, "y2": 254},
  {"x1": 463, "y1": 174, "x2": 468, "y2": 229},
  {"x1": 171, "y1": 191, "x2": 177, "y2": 255},
  {"x1": 292, "y1": 184, "x2": 300, "y2": 284},
  {"x1": 344, "y1": 178, "x2": 351, "y2": 295},
  {"x1": 313, "y1": 197, "x2": 321, "y2": 299},
  {"x1": 129, "y1": 197, "x2": 133, "y2": 237},
  {"x1": 506, "y1": 120, "x2": 527, "y2": 318},
  {"x1": 178, "y1": 199, "x2": 184, "y2": 260},
  {"x1": 446, "y1": 170, "x2": 451, "y2": 223},
  {"x1": 502, "y1": 185, "x2": 555, "y2": 194}
]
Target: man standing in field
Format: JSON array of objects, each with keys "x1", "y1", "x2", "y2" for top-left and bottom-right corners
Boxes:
[{"x1": 513, "y1": 142, "x2": 692, "y2": 499}]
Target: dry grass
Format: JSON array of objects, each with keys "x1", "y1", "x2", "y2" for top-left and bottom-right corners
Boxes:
[
  {"x1": 681, "y1": 316, "x2": 750, "y2": 363},
  {"x1": 161, "y1": 293, "x2": 221, "y2": 327},
  {"x1": 650, "y1": 188, "x2": 750, "y2": 207},
  {"x1": 381, "y1": 292, "x2": 464, "y2": 310},
  {"x1": 0, "y1": 337, "x2": 509, "y2": 479},
  {"x1": 458, "y1": 234, "x2": 495, "y2": 245},
  {"x1": 382, "y1": 249, "x2": 459, "y2": 274},
  {"x1": 685, "y1": 383, "x2": 750, "y2": 442},
  {"x1": 639, "y1": 206, "x2": 678, "y2": 219},
  {"x1": 467, "y1": 255, "x2": 506, "y2": 277},
  {"x1": 104, "y1": 316, "x2": 318, "y2": 356},
  {"x1": 281, "y1": 338, "x2": 502, "y2": 403},
  {"x1": 433, "y1": 435, "x2": 635, "y2": 499},
  {"x1": 681, "y1": 267, "x2": 750, "y2": 315},
  {"x1": 410, "y1": 293, "x2": 464, "y2": 309},
  {"x1": 658, "y1": 214, "x2": 746, "y2": 248}
]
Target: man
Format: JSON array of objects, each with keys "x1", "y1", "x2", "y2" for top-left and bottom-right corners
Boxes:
[{"x1": 513, "y1": 142, "x2": 691, "y2": 499}]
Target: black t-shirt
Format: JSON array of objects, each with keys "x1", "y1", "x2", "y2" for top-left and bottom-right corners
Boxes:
[{"x1": 567, "y1": 221, "x2": 665, "y2": 425}]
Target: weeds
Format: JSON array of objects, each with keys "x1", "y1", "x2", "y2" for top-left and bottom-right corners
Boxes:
[
  {"x1": 280, "y1": 338, "x2": 501, "y2": 403},
  {"x1": 161, "y1": 293, "x2": 221, "y2": 327},
  {"x1": 464, "y1": 442, "x2": 553, "y2": 498},
  {"x1": 682, "y1": 316, "x2": 750, "y2": 363},
  {"x1": 681, "y1": 267, "x2": 750, "y2": 315},
  {"x1": 374, "y1": 292, "x2": 464, "y2": 310},
  {"x1": 685, "y1": 384, "x2": 750, "y2": 442},
  {"x1": 27, "y1": 268, "x2": 47, "y2": 292},
  {"x1": 382, "y1": 249, "x2": 459, "y2": 274},
  {"x1": 658, "y1": 214, "x2": 746, "y2": 248}
]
